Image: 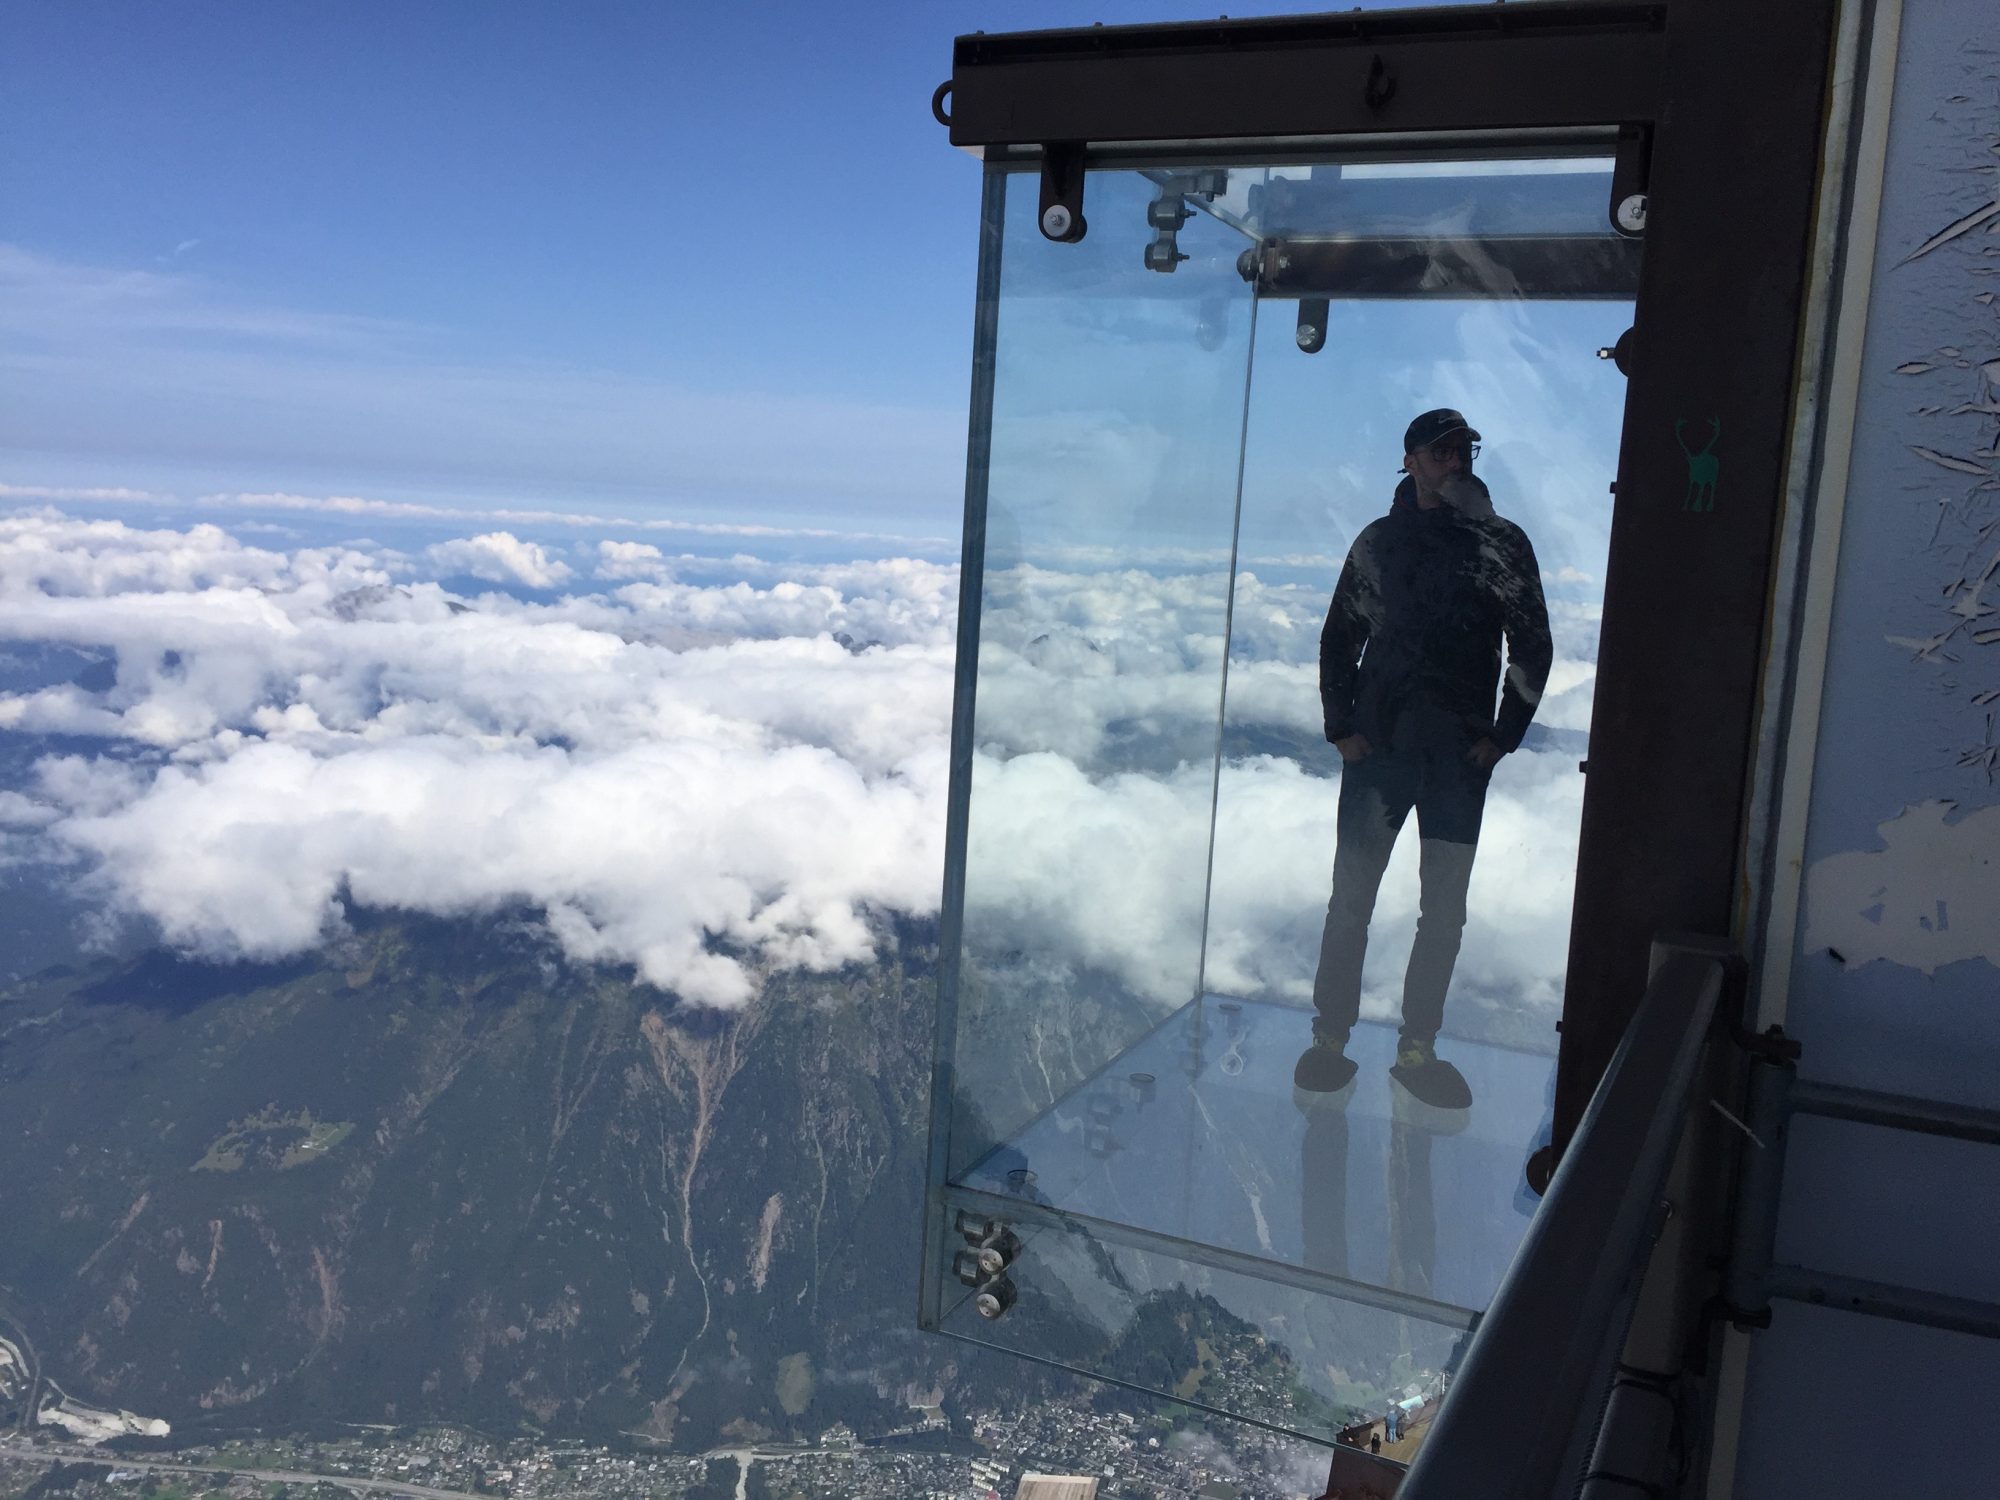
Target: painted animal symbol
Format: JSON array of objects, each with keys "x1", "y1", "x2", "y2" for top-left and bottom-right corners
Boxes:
[{"x1": 1677, "y1": 416, "x2": 1722, "y2": 512}]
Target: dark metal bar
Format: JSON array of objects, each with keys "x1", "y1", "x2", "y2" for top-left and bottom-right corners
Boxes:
[
  {"x1": 1790, "y1": 1079, "x2": 2000, "y2": 1147},
  {"x1": 1398, "y1": 947, "x2": 1726, "y2": 1500},
  {"x1": 947, "y1": 3, "x2": 1665, "y2": 151},
  {"x1": 918, "y1": 165, "x2": 1008, "y2": 1334},
  {"x1": 1249, "y1": 234, "x2": 1643, "y2": 300},
  {"x1": 994, "y1": 128, "x2": 1627, "y2": 173},
  {"x1": 1765, "y1": 1266, "x2": 2000, "y2": 1343},
  {"x1": 1720, "y1": 1057, "x2": 1794, "y2": 1327}
]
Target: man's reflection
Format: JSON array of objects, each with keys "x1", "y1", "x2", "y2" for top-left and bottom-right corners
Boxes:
[
  {"x1": 1298, "y1": 1089, "x2": 1351, "y2": 1281},
  {"x1": 1294, "y1": 409, "x2": 1553, "y2": 1108},
  {"x1": 1302, "y1": 1084, "x2": 1469, "y2": 1487},
  {"x1": 1296, "y1": 1084, "x2": 1465, "y2": 1294}
]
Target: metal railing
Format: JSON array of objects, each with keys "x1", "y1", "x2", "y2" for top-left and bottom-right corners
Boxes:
[
  {"x1": 1395, "y1": 939, "x2": 1732, "y2": 1500},
  {"x1": 1723, "y1": 1062, "x2": 2000, "y2": 1343}
]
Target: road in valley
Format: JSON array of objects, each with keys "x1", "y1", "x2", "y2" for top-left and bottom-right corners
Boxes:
[{"x1": 0, "y1": 1439, "x2": 494, "y2": 1500}]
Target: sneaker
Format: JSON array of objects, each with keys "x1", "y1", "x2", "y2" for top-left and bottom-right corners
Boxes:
[
  {"x1": 1390, "y1": 1037, "x2": 1472, "y2": 1109},
  {"x1": 1294, "y1": 1033, "x2": 1358, "y2": 1093}
]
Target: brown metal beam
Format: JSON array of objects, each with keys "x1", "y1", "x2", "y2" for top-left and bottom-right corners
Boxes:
[
  {"x1": 1554, "y1": 0, "x2": 1839, "y2": 1154},
  {"x1": 947, "y1": 2, "x2": 1665, "y2": 151}
]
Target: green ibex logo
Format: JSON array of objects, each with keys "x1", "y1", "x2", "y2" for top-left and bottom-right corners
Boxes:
[{"x1": 1677, "y1": 417, "x2": 1721, "y2": 513}]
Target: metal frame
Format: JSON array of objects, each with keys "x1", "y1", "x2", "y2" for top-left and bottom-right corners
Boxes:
[
  {"x1": 944, "y1": 3, "x2": 1666, "y2": 152},
  {"x1": 1723, "y1": 1055, "x2": 2000, "y2": 1343}
]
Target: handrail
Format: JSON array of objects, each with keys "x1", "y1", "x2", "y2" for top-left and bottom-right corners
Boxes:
[{"x1": 1396, "y1": 942, "x2": 1728, "y2": 1500}]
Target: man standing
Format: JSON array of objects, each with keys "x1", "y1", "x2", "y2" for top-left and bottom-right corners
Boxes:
[{"x1": 1294, "y1": 409, "x2": 1553, "y2": 1108}]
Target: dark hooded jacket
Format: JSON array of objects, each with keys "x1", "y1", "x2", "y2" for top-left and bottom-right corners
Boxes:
[{"x1": 1320, "y1": 474, "x2": 1554, "y2": 754}]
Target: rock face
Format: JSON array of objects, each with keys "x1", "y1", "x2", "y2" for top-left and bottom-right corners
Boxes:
[{"x1": 0, "y1": 913, "x2": 948, "y2": 1446}]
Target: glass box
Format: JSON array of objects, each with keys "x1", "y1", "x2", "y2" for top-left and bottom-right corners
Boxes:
[{"x1": 924, "y1": 150, "x2": 1639, "y2": 1450}]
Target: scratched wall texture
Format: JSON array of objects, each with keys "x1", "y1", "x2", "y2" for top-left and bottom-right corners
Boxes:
[
  {"x1": 1735, "y1": 9, "x2": 2000, "y2": 1497},
  {"x1": 1791, "y1": 9, "x2": 2000, "y2": 1102}
]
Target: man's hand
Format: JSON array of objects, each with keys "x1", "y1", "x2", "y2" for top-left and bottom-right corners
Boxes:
[
  {"x1": 1466, "y1": 737, "x2": 1504, "y2": 770},
  {"x1": 1334, "y1": 734, "x2": 1371, "y2": 763}
]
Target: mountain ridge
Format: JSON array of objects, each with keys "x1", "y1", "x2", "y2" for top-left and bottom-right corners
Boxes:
[{"x1": 0, "y1": 911, "x2": 951, "y2": 1449}]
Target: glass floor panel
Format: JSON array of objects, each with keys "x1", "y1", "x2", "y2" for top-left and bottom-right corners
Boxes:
[{"x1": 959, "y1": 996, "x2": 1552, "y2": 1317}]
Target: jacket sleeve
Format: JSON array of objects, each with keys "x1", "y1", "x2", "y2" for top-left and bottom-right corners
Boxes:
[
  {"x1": 1491, "y1": 524, "x2": 1554, "y2": 753},
  {"x1": 1319, "y1": 538, "x2": 1374, "y2": 743}
]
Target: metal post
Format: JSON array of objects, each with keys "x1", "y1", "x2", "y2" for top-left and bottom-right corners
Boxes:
[{"x1": 1719, "y1": 1056, "x2": 1793, "y2": 1327}]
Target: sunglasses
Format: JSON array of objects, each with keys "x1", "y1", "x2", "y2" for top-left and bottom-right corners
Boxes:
[{"x1": 1427, "y1": 440, "x2": 1480, "y2": 461}]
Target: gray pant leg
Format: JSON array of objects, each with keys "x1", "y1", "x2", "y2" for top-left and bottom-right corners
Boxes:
[
  {"x1": 1400, "y1": 837, "x2": 1478, "y2": 1043},
  {"x1": 1310, "y1": 776, "x2": 1403, "y2": 1042}
]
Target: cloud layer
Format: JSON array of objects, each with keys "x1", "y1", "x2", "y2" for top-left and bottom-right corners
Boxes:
[
  {"x1": 0, "y1": 511, "x2": 956, "y2": 1004},
  {"x1": 1, "y1": 509, "x2": 1593, "y2": 1028}
]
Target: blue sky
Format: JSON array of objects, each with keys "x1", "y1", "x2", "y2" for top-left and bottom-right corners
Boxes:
[{"x1": 1, "y1": 0, "x2": 1418, "y2": 540}]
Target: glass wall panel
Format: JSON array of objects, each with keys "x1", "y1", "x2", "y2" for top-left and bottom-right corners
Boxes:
[
  {"x1": 934, "y1": 153, "x2": 1637, "y2": 1452},
  {"x1": 949, "y1": 168, "x2": 1256, "y2": 1178},
  {"x1": 1205, "y1": 161, "x2": 1630, "y2": 1064},
  {"x1": 938, "y1": 1182, "x2": 1473, "y2": 1447}
]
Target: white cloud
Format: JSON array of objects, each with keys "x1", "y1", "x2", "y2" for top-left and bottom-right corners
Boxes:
[
  {"x1": 49, "y1": 736, "x2": 944, "y2": 1007},
  {"x1": 0, "y1": 509, "x2": 394, "y2": 605},
  {"x1": 426, "y1": 531, "x2": 574, "y2": 589},
  {"x1": 0, "y1": 483, "x2": 164, "y2": 503},
  {"x1": 188, "y1": 489, "x2": 953, "y2": 550},
  {"x1": 595, "y1": 539, "x2": 668, "y2": 580}
]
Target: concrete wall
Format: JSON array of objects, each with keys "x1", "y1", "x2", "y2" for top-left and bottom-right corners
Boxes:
[{"x1": 1732, "y1": 3, "x2": 2000, "y2": 1493}]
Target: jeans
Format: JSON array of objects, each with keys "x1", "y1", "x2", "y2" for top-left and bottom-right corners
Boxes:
[{"x1": 1310, "y1": 738, "x2": 1491, "y2": 1047}]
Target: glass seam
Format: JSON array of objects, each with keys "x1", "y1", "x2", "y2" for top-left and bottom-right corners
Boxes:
[{"x1": 1193, "y1": 280, "x2": 1262, "y2": 1004}]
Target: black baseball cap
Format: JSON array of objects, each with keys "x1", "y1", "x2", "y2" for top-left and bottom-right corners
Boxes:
[{"x1": 1403, "y1": 408, "x2": 1482, "y2": 454}]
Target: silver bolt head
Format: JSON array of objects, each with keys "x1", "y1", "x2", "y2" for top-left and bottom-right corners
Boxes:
[
  {"x1": 974, "y1": 1279, "x2": 1018, "y2": 1319},
  {"x1": 1615, "y1": 194, "x2": 1648, "y2": 234},
  {"x1": 1041, "y1": 204, "x2": 1074, "y2": 239},
  {"x1": 1296, "y1": 325, "x2": 1321, "y2": 348}
]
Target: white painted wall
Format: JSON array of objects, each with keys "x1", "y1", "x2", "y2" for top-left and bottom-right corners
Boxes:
[{"x1": 1731, "y1": 3, "x2": 2000, "y2": 1493}]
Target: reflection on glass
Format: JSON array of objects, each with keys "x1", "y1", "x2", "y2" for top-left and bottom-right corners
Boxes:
[
  {"x1": 936, "y1": 153, "x2": 1634, "y2": 1448},
  {"x1": 951, "y1": 169, "x2": 1256, "y2": 1179},
  {"x1": 939, "y1": 1177, "x2": 1473, "y2": 1445}
]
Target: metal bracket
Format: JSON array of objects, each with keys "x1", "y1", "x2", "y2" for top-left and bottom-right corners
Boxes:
[
  {"x1": 1596, "y1": 326, "x2": 1637, "y2": 377},
  {"x1": 1295, "y1": 298, "x2": 1329, "y2": 354},
  {"x1": 1731, "y1": 1022, "x2": 1802, "y2": 1064},
  {"x1": 951, "y1": 1209, "x2": 1023, "y2": 1319},
  {"x1": 1038, "y1": 142, "x2": 1087, "y2": 243},
  {"x1": 1143, "y1": 183, "x2": 1190, "y2": 273},
  {"x1": 1610, "y1": 122, "x2": 1651, "y2": 237}
]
